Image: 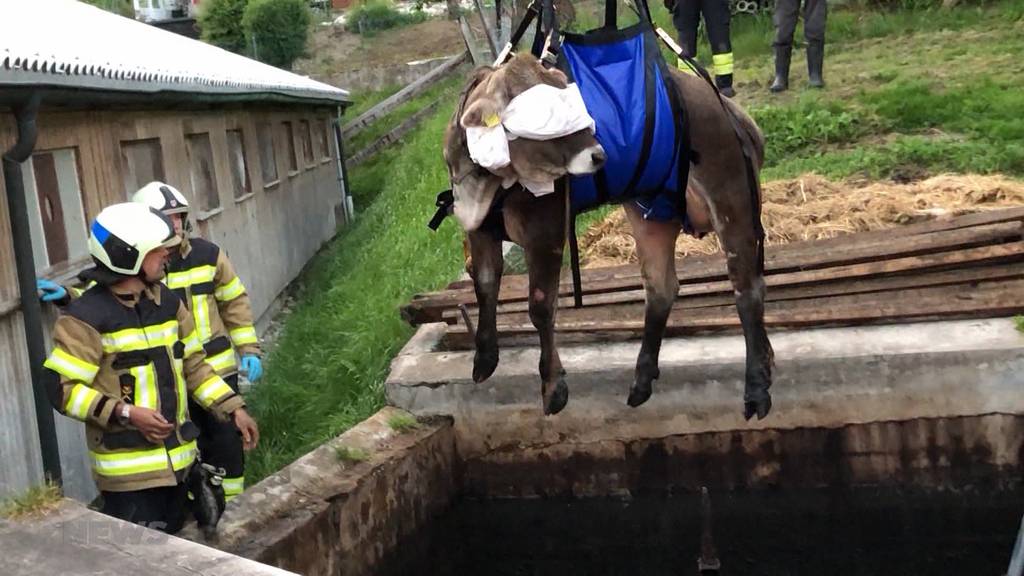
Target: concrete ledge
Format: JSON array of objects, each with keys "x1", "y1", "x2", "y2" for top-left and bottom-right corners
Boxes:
[
  {"x1": 202, "y1": 407, "x2": 457, "y2": 576},
  {"x1": 0, "y1": 500, "x2": 295, "y2": 576},
  {"x1": 386, "y1": 319, "x2": 1024, "y2": 458}
]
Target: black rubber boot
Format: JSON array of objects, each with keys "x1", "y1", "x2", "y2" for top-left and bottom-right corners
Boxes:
[
  {"x1": 770, "y1": 44, "x2": 791, "y2": 93},
  {"x1": 807, "y1": 41, "x2": 825, "y2": 88},
  {"x1": 716, "y1": 73, "x2": 736, "y2": 98}
]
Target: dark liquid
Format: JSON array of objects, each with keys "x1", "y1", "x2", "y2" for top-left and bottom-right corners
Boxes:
[{"x1": 375, "y1": 487, "x2": 1023, "y2": 576}]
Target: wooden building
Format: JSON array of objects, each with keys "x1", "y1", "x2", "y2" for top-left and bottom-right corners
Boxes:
[{"x1": 0, "y1": 1, "x2": 351, "y2": 500}]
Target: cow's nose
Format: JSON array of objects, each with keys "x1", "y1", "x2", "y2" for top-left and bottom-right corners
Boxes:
[{"x1": 591, "y1": 147, "x2": 607, "y2": 168}]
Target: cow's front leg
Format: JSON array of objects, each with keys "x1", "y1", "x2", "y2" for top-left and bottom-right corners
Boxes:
[
  {"x1": 467, "y1": 228, "x2": 504, "y2": 383},
  {"x1": 623, "y1": 204, "x2": 681, "y2": 407}
]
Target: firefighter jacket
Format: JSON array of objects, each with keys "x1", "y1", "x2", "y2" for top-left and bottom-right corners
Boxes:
[
  {"x1": 164, "y1": 237, "x2": 260, "y2": 379},
  {"x1": 42, "y1": 282, "x2": 245, "y2": 493}
]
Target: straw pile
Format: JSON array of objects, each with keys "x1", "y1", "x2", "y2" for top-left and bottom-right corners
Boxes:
[{"x1": 579, "y1": 173, "x2": 1024, "y2": 267}]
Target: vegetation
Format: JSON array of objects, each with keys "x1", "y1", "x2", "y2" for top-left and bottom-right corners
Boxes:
[
  {"x1": 199, "y1": 0, "x2": 250, "y2": 55},
  {"x1": 0, "y1": 482, "x2": 62, "y2": 520},
  {"x1": 243, "y1": 0, "x2": 312, "y2": 69},
  {"x1": 346, "y1": 0, "x2": 428, "y2": 35}
]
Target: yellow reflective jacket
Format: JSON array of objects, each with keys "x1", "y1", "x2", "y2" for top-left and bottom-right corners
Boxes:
[{"x1": 42, "y1": 283, "x2": 245, "y2": 493}]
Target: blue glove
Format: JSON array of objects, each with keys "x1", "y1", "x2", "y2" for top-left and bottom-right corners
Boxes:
[
  {"x1": 240, "y1": 355, "x2": 263, "y2": 382},
  {"x1": 37, "y1": 278, "x2": 67, "y2": 303}
]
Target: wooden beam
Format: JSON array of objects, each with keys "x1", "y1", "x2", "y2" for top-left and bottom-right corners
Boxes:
[
  {"x1": 346, "y1": 99, "x2": 443, "y2": 168},
  {"x1": 341, "y1": 51, "x2": 468, "y2": 140},
  {"x1": 473, "y1": 0, "x2": 500, "y2": 58},
  {"x1": 458, "y1": 15, "x2": 489, "y2": 66}
]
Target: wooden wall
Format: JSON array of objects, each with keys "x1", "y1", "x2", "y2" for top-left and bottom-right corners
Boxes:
[{"x1": 0, "y1": 102, "x2": 346, "y2": 499}]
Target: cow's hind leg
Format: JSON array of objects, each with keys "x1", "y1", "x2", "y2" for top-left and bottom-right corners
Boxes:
[
  {"x1": 624, "y1": 204, "x2": 681, "y2": 407},
  {"x1": 707, "y1": 190, "x2": 774, "y2": 420},
  {"x1": 467, "y1": 227, "x2": 504, "y2": 383}
]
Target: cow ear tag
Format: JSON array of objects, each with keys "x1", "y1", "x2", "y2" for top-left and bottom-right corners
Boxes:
[{"x1": 484, "y1": 113, "x2": 501, "y2": 128}]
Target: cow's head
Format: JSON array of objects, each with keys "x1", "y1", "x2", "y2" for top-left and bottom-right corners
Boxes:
[{"x1": 443, "y1": 54, "x2": 606, "y2": 231}]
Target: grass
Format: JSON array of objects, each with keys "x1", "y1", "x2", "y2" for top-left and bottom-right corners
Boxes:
[
  {"x1": 0, "y1": 482, "x2": 62, "y2": 520},
  {"x1": 334, "y1": 445, "x2": 371, "y2": 462},
  {"x1": 245, "y1": 102, "x2": 463, "y2": 484},
  {"x1": 387, "y1": 412, "x2": 419, "y2": 433},
  {"x1": 1015, "y1": 316, "x2": 1024, "y2": 334}
]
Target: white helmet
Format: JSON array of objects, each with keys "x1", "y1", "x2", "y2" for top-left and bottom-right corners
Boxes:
[
  {"x1": 132, "y1": 181, "x2": 189, "y2": 216},
  {"x1": 88, "y1": 202, "x2": 181, "y2": 276}
]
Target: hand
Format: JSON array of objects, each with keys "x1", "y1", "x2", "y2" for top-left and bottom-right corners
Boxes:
[
  {"x1": 233, "y1": 409, "x2": 260, "y2": 451},
  {"x1": 128, "y1": 405, "x2": 175, "y2": 444},
  {"x1": 240, "y1": 355, "x2": 263, "y2": 382},
  {"x1": 37, "y1": 278, "x2": 67, "y2": 302}
]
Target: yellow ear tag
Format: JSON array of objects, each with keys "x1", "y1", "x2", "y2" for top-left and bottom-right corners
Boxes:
[{"x1": 483, "y1": 113, "x2": 501, "y2": 128}]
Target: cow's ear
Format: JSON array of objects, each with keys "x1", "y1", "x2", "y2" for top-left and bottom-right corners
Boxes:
[
  {"x1": 461, "y1": 97, "x2": 503, "y2": 129},
  {"x1": 542, "y1": 67, "x2": 569, "y2": 88}
]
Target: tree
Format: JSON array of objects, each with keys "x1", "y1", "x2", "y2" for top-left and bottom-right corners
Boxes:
[
  {"x1": 243, "y1": 0, "x2": 312, "y2": 70},
  {"x1": 199, "y1": 0, "x2": 250, "y2": 55}
]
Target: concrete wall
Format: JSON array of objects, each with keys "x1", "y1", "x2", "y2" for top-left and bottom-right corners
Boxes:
[
  {"x1": 0, "y1": 103, "x2": 347, "y2": 500},
  {"x1": 205, "y1": 408, "x2": 458, "y2": 576}
]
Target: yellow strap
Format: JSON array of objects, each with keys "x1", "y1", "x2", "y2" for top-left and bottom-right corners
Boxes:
[
  {"x1": 229, "y1": 326, "x2": 258, "y2": 347},
  {"x1": 132, "y1": 364, "x2": 159, "y2": 410},
  {"x1": 223, "y1": 476, "x2": 245, "y2": 499},
  {"x1": 101, "y1": 320, "x2": 178, "y2": 353},
  {"x1": 165, "y1": 265, "x2": 216, "y2": 290},
  {"x1": 676, "y1": 58, "x2": 699, "y2": 75},
  {"x1": 193, "y1": 376, "x2": 234, "y2": 408},
  {"x1": 214, "y1": 277, "x2": 246, "y2": 302},
  {"x1": 193, "y1": 295, "x2": 211, "y2": 343},
  {"x1": 45, "y1": 347, "x2": 100, "y2": 383},
  {"x1": 205, "y1": 348, "x2": 237, "y2": 373},
  {"x1": 712, "y1": 52, "x2": 734, "y2": 75},
  {"x1": 64, "y1": 383, "x2": 100, "y2": 421}
]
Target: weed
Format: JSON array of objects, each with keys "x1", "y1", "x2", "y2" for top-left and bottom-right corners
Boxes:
[
  {"x1": 387, "y1": 412, "x2": 419, "y2": 433},
  {"x1": 334, "y1": 445, "x2": 371, "y2": 462},
  {"x1": 0, "y1": 482, "x2": 62, "y2": 520}
]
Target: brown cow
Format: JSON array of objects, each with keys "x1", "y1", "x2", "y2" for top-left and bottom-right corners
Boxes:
[{"x1": 443, "y1": 53, "x2": 774, "y2": 420}]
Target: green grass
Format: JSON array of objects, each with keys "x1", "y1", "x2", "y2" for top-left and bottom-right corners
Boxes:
[
  {"x1": 334, "y1": 445, "x2": 371, "y2": 462},
  {"x1": 246, "y1": 104, "x2": 463, "y2": 484},
  {"x1": 387, "y1": 412, "x2": 419, "y2": 432},
  {"x1": 0, "y1": 482, "x2": 62, "y2": 520},
  {"x1": 1015, "y1": 316, "x2": 1024, "y2": 334}
]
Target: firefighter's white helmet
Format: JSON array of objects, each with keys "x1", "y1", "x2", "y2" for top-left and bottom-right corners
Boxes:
[
  {"x1": 131, "y1": 181, "x2": 189, "y2": 216},
  {"x1": 88, "y1": 202, "x2": 181, "y2": 276}
]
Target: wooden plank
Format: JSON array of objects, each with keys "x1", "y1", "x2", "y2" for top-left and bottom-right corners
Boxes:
[
  {"x1": 442, "y1": 206, "x2": 1024, "y2": 292},
  {"x1": 458, "y1": 16, "x2": 489, "y2": 66},
  {"x1": 346, "y1": 99, "x2": 442, "y2": 167},
  {"x1": 442, "y1": 279, "x2": 1024, "y2": 348},
  {"x1": 402, "y1": 221, "x2": 1024, "y2": 325},
  {"x1": 466, "y1": 240, "x2": 1024, "y2": 315},
  {"x1": 473, "y1": 0, "x2": 499, "y2": 59},
  {"x1": 341, "y1": 51, "x2": 469, "y2": 140},
  {"x1": 441, "y1": 260, "x2": 1024, "y2": 323}
]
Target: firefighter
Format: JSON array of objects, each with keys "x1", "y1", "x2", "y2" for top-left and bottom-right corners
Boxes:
[
  {"x1": 668, "y1": 0, "x2": 737, "y2": 97},
  {"x1": 42, "y1": 202, "x2": 259, "y2": 534},
  {"x1": 770, "y1": 0, "x2": 827, "y2": 92},
  {"x1": 130, "y1": 181, "x2": 262, "y2": 502}
]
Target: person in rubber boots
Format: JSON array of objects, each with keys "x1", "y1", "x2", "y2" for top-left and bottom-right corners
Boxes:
[
  {"x1": 770, "y1": 0, "x2": 827, "y2": 92},
  {"x1": 131, "y1": 181, "x2": 263, "y2": 503},
  {"x1": 667, "y1": 0, "x2": 737, "y2": 97},
  {"x1": 41, "y1": 202, "x2": 259, "y2": 534}
]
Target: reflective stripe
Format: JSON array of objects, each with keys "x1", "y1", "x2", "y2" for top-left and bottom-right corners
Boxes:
[
  {"x1": 64, "y1": 384, "x2": 100, "y2": 420},
  {"x1": 229, "y1": 326, "x2": 258, "y2": 347},
  {"x1": 182, "y1": 329, "x2": 203, "y2": 358},
  {"x1": 132, "y1": 363, "x2": 158, "y2": 410},
  {"x1": 676, "y1": 58, "x2": 699, "y2": 75},
  {"x1": 165, "y1": 265, "x2": 216, "y2": 290},
  {"x1": 168, "y1": 441, "x2": 198, "y2": 471},
  {"x1": 223, "y1": 476, "x2": 245, "y2": 499},
  {"x1": 192, "y1": 295, "x2": 211, "y2": 343},
  {"x1": 205, "y1": 348, "x2": 237, "y2": 373},
  {"x1": 713, "y1": 52, "x2": 734, "y2": 75},
  {"x1": 91, "y1": 448, "x2": 170, "y2": 477},
  {"x1": 193, "y1": 376, "x2": 233, "y2": 408},
  {"x1": 44, "y1": 348, "x2": 99, "y2": 383},
  {"x1": 215, "y1": 277, "x2": 246, "y2": 302},
  {"x1": 174, "y1": 358, "x2": 187, "y2": 424},
  {"x1": 101, "y1": 320, "x2": 178, "y2": 353}
]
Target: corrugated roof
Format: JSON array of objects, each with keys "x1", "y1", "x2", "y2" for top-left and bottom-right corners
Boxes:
[{"x1": 0, "y1": 0, "x2": 350, "y2": 105}]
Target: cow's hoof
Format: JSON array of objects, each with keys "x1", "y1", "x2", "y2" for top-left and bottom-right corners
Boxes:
[
  {"x1": 544, "y1": 379, "x2": 569, "y2": 415},
  {"x1": 473, "y1": 348, "x2": 499, "y2": 383},
  {"x1": 627, "y1": 383, "x2": 652, "y2": 407},
  {"x1": 743, "y1": 391, "x2": 772, "y2": 421}
]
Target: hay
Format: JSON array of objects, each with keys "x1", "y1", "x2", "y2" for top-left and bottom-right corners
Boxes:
[{"x1": 579, "y1": 173, "x2": 1024, "y2": 267}]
